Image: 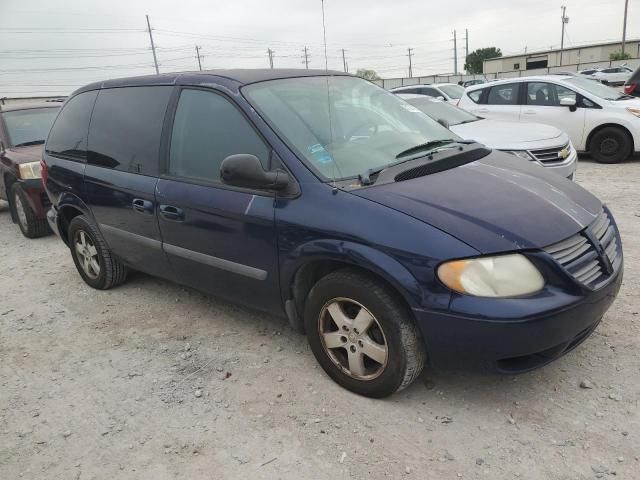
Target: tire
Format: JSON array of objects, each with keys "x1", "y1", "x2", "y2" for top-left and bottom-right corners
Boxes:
[
  {"x1": 68, "y1": 215, "x2": 128, "y2": 290},
  {"x1": 304, "y1": 269, "x2": 426, "y2": 398},
  {"x1": 589, "y1": 126, "x2": 632, "y2": 164},
  {"x1": 10, "y1": 183, "x2": 49, "y2": 238}
]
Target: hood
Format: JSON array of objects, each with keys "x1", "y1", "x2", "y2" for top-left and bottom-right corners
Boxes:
[
  {"x1": 352, "y1": 150, "x2": 601, "y2": 254},
  {"x1": 450, "y1": 119, "x2": 567, "y2": 151},
  {"x1": 3, "y1": 144, "x2": 43, "y2": 165}
]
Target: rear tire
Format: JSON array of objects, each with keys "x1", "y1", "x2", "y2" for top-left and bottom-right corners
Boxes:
[
  {"x1": 68, "y1": 215, "x2": 128, "y2": 290},
  {"x1": 589, "y1": 127, "x2": 632, "y2": 164},
  {"x1": 304, "y1": 269, "x2": 426, "y2": 398},
  {"x1": 10, "y1": 184, "x2": 49, "y2": 238}
]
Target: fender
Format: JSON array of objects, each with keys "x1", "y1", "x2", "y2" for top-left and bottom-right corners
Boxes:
[
  {"x1": 54, "y1": 192, "x2": 94, "y2": 245},
  {"x1": 280, "y1": 239, "x2": 426, "y2": 311}
]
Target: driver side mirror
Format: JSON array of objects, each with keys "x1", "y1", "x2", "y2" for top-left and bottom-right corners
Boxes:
[
  {"x1": 220, "y1": 154, "x2": 289, "y2": 191},
  {"x1": 560, "y1": 97, "x2": 577, "y2": 112},
  {"x1": 437, "y1": 118, "x2": 450, "y2": 129},
  {"x1": 436, "y1": 96, "x2": 446, "y2": 101}
]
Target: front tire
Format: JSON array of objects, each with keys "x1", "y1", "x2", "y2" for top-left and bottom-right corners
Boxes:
[
  {"x1": 68, "y1": 215, "x2": 128, "y2": 290},
  {"x1": 589, "y1": 127, "x2": 632, "y2": 164},
  {"x1": 304, "y1": 269, "x2": 426, "y2": 398},
  {"x1": 10, "y1": 184, "x2": 49, "y2": 238}
]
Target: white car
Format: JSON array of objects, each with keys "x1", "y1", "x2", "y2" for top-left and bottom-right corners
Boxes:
[
  {"x1": 458, "y1": 75, "x2": 640, "y2": 163},
  {"x1": 590, "y1": 66, "x2": 634, "y2": 86},
  {"x1": 390, "y1": 83, "x2": 465, "y2": 104},
  {"x1": 398, "y1": 94, "x2": 577, "y2": 180}
]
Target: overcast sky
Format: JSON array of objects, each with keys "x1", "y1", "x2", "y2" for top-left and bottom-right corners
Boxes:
[{"x1": 1, "y1": 0, "x2": 637, "y2": 97}]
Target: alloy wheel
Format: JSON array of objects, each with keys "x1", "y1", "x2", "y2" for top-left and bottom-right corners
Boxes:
[
  {"x1": 600, "y1": 137, "x2": 619, "y2": 156},
  {"x1": 318, "y1": 297, "x2": 388, "y2": 380},
  {"x1": 74, "y1": 230, "x2": 100, "y2": 279}
]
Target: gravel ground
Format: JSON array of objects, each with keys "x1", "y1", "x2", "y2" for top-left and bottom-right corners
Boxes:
[{"x1": 0, "y1": 157, "x2": 639, "y2": 480}]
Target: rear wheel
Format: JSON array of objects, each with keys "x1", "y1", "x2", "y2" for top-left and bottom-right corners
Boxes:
[
  {"x1": 10, "y1": 184, "x2": 49, "y2": 238},
  {"x1": 589, "y1": 126, "x2": 632, "y2": 164},
  {"x1": 304, "y1": 269, "x2": 426, "y2": 398},
  {"x1": 68, "y1": 215, "x2": 128, "y2": 289}
]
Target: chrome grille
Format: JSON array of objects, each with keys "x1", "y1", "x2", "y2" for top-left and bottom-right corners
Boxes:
[
  {"x1": 529, "y1": 142, "x2": 571, "y2": 165},
  {"x1": 544, "y1": 209, "x2": 622, "y2": 289}
]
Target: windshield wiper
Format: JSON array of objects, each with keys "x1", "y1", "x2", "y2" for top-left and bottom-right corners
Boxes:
[
  {"x1": 458, "y1": 119, "x2": 480, "y2": 124},
  {"x1": 615, "y1": 94, "x2": 634, "y2": 100},
  {"x1": 13, "y1": 140, "x2": 45, "y2": 147},
  {"x1": 395, "y1": 139, "x2": 457, "y2": 159}
]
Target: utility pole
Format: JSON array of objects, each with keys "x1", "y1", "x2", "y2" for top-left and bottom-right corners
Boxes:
[
  {"x1": 341, "y1": 49, "x2": 348, "y2": 72},
  {"x1": 464, "y1": 29, "x2": 469, "y2": 73},
  {"x1": 622, "y1": 0, "x2": 629, "y2": 56},
  {"x1": 407, "y1": 48, "x2": 414, "y2": 78},
  {"x1": 302, "y1": 47, "x2": 309, "y2": 69},
  {"x1": 559, "y1": 6, "x2": 569, "y2": 66},
  {"x1": 145, "y1": 14, "x2": 159, "y2": 75},
  {"x1": 195, "y1": 45, "x2": 203, "y2": 71},
  {"x1": 453, "y1": 30, "x2": 458, "y2": 75},
  {"x1": 267, "y1": 48, "x2": 274, "y2": 69}
]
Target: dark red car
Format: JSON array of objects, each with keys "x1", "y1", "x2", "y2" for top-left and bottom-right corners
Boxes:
[{"x1": 0, "y1": 102, "x2": 60, "y2": 237}]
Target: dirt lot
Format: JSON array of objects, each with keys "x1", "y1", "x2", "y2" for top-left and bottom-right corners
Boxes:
[{"x1": 0, "y1": 158, "x2": 639, "y2": 480}]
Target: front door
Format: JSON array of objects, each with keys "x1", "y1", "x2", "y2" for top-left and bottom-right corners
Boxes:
[
  {"x1": 520, "y1": 82, "x2": 586, "y2": 148},
  {"x1": 156, "y1": 88, "x2": 281, "y2": 314},
  {"x1": 470, "y1": 82, "x2": 523, "y2": 121}
]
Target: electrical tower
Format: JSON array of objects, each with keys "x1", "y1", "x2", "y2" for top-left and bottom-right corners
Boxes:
[
  {"x1": 407, "y1": 48, "x2": 414, "y2": 78},
  {"x1": 195, "y1": 45, "x2": 203, "y2": 71}
]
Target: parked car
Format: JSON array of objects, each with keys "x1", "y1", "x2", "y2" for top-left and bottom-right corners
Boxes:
[
  {"x1": 0, "y1": 102, "x2": 59, "y2": 237},
  {"x1": 44, "y1": 70, "x2": 622, "y2": 398},
  {"x1": 579, "y1": 68, "x2": 601, "y2": 76},
  {"x1": 397, "y1": 94, "x2": 577, "y2": 180},
  {"x1": 591, "y1": 66, "x2": 634, "y2": 86},
  {"x1": 623, "y1": 64, "x2": 640, "y2": 97},
  {"x1": 390, "y1": 83, "x2": 465, "y2": 104},
  {"x1": 462, "y1": 79, "x2": 485, "y2": 88},
  {"x1": 459, "y1": 75, "x2": 640, "y2": 163}
]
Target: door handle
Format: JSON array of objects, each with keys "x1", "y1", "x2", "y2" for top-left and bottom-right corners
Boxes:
[
  {"x1": 159, "y1": 204, "x2": 184, "y2": 221},
  {"x1": 132, "y1": 198, "x2": 154, "y2": 214}
]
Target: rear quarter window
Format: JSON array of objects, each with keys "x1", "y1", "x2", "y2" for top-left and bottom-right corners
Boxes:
[
  {"x1": 87, "y1": 86, "x2": 173, "y2": 176},
  {"x1": 46, "y1": 90, "x2": 98, "y2": 161}
]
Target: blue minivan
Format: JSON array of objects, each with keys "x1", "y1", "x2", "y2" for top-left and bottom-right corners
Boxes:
[{"x1": 43, "y1": 70, "x2": 623, "y2": 398}]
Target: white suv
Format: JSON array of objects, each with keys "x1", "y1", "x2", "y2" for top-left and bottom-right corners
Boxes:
[{"x1": 458, "y1": 75, "x2": 640, "y2": 163}]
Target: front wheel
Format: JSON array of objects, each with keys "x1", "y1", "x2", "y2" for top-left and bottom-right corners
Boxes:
[
  {"x1": 10, "y1": 184, "x2": 49, "y2": 238},
  {"x1": 589, "y1": 127, "x2": 632, "y2": 164},
  {"x1": 304, "y1": 269, "x2": 426, "y2": 398}
]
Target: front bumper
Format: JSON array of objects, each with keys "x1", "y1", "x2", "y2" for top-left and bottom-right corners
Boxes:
[{"x1": 414, "y1": 263, "x2": 623, "y2": 373}]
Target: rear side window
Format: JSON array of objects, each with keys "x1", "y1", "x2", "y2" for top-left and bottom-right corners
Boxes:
[
  {"x1": 420, "y1": 87, "x2": 441, "y2": 97},
  {"x1": 487, "y1": 83, "x2": 520, "y2": 105},
  {"x1": 467, "y1": 89, "x2": 484, "y2": 103},
  {"x1": 88, "y1": 86, "x2": 172, "y2": 176},
  {"x1": 46, "y1": 90, "x2": 98, "y2": 161},
  {"x1": 168, "y1": 89, "x2": 269, "y2": 183}
]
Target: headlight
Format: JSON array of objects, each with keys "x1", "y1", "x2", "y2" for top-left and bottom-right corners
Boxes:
[
  {"x1": 503, "y1": 150, "x2": 534, "y2": 161},
  {"x1": 627, "y1": 108, "x2": 640, "y2": 118},
  {"x1": 437, "y1": 254, "x2": 545, "y2": 297},
  {"x1": 18, "y1": 161, "x2": 42, "y2": 180}
]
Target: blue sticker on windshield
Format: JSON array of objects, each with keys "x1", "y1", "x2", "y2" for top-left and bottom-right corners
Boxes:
[{"x1": 308, "y1": 144, "x2": 333, "y2": 164}]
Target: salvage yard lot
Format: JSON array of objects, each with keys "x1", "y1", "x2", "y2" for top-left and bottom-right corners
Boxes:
[{"x1": 1, "y1": 158, "x2": 639, "y2": 480}]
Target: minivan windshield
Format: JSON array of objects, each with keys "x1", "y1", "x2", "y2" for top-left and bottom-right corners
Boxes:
[
  {"x1": 2, "y1": 107, "x2": 59, "y2": 147},
  {"x1": 565, "y1": 77, "x2": 629, "y2": 100},
  {"x1": 242, "y1": 76, "x2": 460, "y2": 180}
]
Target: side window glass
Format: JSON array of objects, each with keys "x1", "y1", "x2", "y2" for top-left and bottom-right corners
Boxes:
[
  {"x1": 88, "y1": 86, "x2": 172, "y2": 176},
  {"x1": 487, "y1": 84, "x2": 520, "y2": 105},
  {"x1": 527, "y1": 83, "x2": 576, "y2": 106},
  {"x1": 581, "y1": 97, "x2": 596, "y2": 108},
  {"x1": 169, "y1": 89, "x2": 269, "y2": 183},
  {"x1": 46, "y1": 90, "x2": 98, "y2": 161},
  {"x1": 467, "y1": 89, "x2": 483, "y2": 104},
  {"x1": 555, "y1": 85, "x2": 577, "y2": 105},
  {"x1": 423, "y1": 88, "x2": 440, "y2": 97}
]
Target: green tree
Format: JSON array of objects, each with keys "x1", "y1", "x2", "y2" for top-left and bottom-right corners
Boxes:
[
  {"x1": 610, "y1": 51, "x2": 631, "y2": 61},
  {"x1": 464, "y1": 47, "x2": 502, "y2": 74},
  {"x1": 355, "y1": 69, "x2": 381, "y2": 81}
]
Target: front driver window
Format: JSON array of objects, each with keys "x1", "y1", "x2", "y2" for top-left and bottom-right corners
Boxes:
[
  {"x1": 169, "y1": 89, "x2": 269, "y2": 183},
  {"x1": 526, "y1": 82, "x2": 577, "y2": 106}
]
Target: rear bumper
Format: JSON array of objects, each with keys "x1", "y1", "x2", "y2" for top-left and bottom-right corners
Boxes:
[
  {"x1": 414, "y1": 264, "x2": 623, "y2": 373},
  {"x1": 46, "y1": 207, "x2": 61, "y2": 239}
]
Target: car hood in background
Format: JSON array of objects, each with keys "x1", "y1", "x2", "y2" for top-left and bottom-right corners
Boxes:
[
  {"x1": 450, "y1": 119, "x2": 568, "y2": 151},
  {"x1": 353, "y1": 151, "x2": 601, "y2": 254},
  {"x1": 4, "y1": 144, "x2": 44, "y2": 165}
]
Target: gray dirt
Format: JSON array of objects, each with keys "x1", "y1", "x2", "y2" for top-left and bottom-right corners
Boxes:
[{"x1": 1, "y1": 157, "x2": 639, "y2": 479}]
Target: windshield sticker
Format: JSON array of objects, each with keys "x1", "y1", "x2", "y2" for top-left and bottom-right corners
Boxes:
[
  {"x1": 400, "y1": 104, "x2": 422, "y2": 113},
  {"x1": 308, "y1": 144, "x2": 333, "y2": 164}
]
